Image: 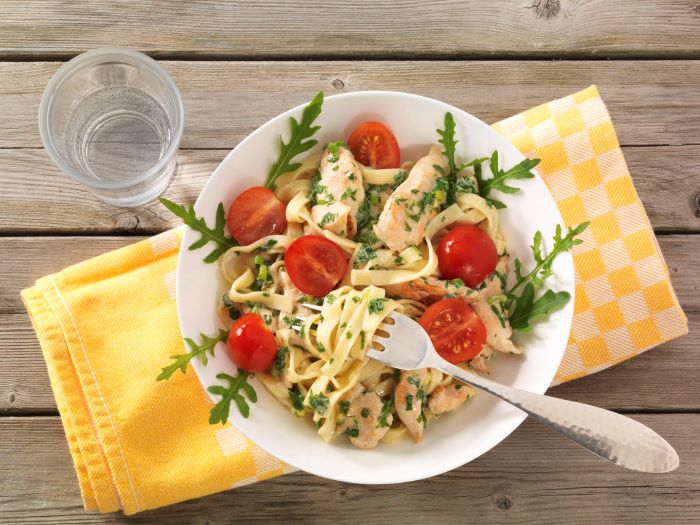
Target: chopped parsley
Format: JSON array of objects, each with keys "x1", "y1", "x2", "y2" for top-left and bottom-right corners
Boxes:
[
  {"x1": 367, "y1": 298, "x2": 388, "y2": 315},
  {"x1": 360, "y1": 331, "x2": 366, "y2": 349},
  {"x1": 340, "y1": 187, "x2": 357, "y2": 201},
  {"x1": 318, "y1": 212, "x2": 338, "y2": 228},
  {"x1": 308, "y1": 391, "x2": 330, "y2": 415},
  {"x1": 326, "y1": 293, "x2": 336, "y2": 304},
  {"x1": 376, "y1": 399, "x2": 393, "y2": 428},
  {"x1": 361, "y1": 407, "x2": 370, "y2": 418},
  {"x1": 326, "y1": 140, "x2": 347, "y2": 162},
  {"x1": 339, "y1": 400, "x2": 351, "y2": 415},
  {"x1": 343, "y1": 420, "x2": 360, "y2": 438},
  {"x1": 282, "y1": 316, "x2": 302, "y2": 329},
  {"x1": 288, "y1": 386, "x2": 305, "y2": 412},
  {"x1": 252, "y1": 239, "x2": 278, "y2": 254},
  {"x1": 352, "y1": 296, "x2": 361, "y2": 304},
  {"x1": 222, "y1": 293, "x2": 241, "y2": 320},
  {"x1": 447, "y1": 278, "x2": 465, "y2": 288},
  {"x1": 405, "y1": 393, "x2": 414, "y2": 411},
  {"x1": 271, "y1": 347, "x2": 288, "y2": 377},
  {"x1": 354, "y1": 243, "x2": 377, "y2": 268},
  {"x1": 345, "y1": 331, "x2": 352, "y2": 340}
]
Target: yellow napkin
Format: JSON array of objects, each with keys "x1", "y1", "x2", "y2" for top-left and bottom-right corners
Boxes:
[{"x1": 21, "y1": 86, "x2": 687, "y2": 514}]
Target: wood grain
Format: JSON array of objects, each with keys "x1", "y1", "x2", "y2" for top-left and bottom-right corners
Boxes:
[
  {"x1": 2, "y1": 145, "x2": 699, "y2": 234},
  {"x1": 4, "y1": 61, "x2": 700, "y2": 150},
  {"x1": 2, "y1": 1, "x2": 700, "y2": 59},
  {"x1": 1, "y1": 236, "x2": 696, "y2": 413},
  {"x1": 1, "y1": 415, "x2": 698, "y2": 524}
]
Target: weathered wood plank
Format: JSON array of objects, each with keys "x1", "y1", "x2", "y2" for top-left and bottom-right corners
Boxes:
[
  {"x1": 2, "y1": 1, "x2": 700, "y2": 59},
  {"x1": 2, "y1": 236, "x2": 696, "y2": 413},
  {"x1": 2, "y1": 146, "x2": 698, "y2": 234},
  {"x1": 1, "y1": 415, "x2": 698, "y2": 524},
  {"x1": 3, "y1": 61, "x2": 700, "y2": 150}
]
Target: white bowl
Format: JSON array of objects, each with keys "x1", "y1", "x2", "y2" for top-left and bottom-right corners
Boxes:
[{"x1": 176, "y1": 91, "x2": 574, "y2": 484}]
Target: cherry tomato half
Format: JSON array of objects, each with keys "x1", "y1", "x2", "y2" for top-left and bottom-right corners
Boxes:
[
  {"x1": 437, "y1": 225, "x2": 498, "y2": 288},
  {"x1": 227, "y1": 313, "x2": 278, "y2": 372},
  {"x1": 347, "y1": 121, "x2": 401, "y2": 169},
  {"x1": 227, "y1": 186, "x2": 287, "y2": 245},
  {"x1": 418, "y1": 299, "x2": 486, "y2": 364},
  {"x1": 284, "y1": 235, "x2": 347, "y2": 297}
]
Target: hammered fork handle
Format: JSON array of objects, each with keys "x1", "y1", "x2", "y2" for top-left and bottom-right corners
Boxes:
[{"x1": 438, "y1": 361, "x2": 678, "y2": 473}]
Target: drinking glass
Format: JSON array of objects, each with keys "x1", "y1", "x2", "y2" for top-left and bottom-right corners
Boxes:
[{"x1": 39, "y1": 48, "x2": 184, "y2": 207}]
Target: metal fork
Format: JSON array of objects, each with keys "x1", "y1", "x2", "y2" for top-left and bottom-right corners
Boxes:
[{"x1": 302, "y1": 304, "x2": 678, "y2": 473}]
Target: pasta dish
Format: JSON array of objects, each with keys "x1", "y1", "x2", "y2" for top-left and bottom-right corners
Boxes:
[{"x1": 159, "y1": 92, "x2": 585, "y2": 448}]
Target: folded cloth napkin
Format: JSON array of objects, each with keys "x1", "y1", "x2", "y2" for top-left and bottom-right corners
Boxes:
[{"x1": 21, "y1": 86, "x2": 688, "y2": 514}]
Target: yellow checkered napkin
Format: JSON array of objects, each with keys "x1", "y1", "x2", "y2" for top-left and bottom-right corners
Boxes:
[
  {"x1": 493, "y1": 85, "x2": 687, "y2": 383},
  {"x1": 21, "y1": 86, "x2": 687, "y2": 514}
]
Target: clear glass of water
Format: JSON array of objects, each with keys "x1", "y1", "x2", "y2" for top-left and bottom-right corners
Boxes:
[{"x1": 39, "y1": 48, "x2": 184, "y2": 207}]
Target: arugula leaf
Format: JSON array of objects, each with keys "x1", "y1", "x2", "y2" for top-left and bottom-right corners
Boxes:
[
  {"x1": 508, "y1": 221, "x2": 589, "y2": 298},
  {"x1": 478, "y1": 151, "x2": 540, "y2": 200},
  {"x1": 208, "y1": 371, "x2": 257, "y2": 424},
  {"x1": 437, "y1": 112, "x2": 459, "y2": 178},
  {"x1": 266, "y1": 91, "x2": 324, "y2": 190},
  {"x1": 437, "y1": 112, "x2": 491, "y2": 204},
  {"x1": 157, "y1": 329, "x2": 228, "y2": 381},
  {"x1": 160, "y1": 198, "x2": 237, "y2": 263},
  {"x1": 509, "y1": 284, "x2": 571, "y2": 332}
]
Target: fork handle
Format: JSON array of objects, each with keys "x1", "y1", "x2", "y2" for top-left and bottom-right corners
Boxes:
[{"x1": 437, "y1": 362, "x2": 678, "y2": 473}]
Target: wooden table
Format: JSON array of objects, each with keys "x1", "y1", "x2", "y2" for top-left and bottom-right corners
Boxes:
[{"x1": 1, "y1": 2, "x2": 698, "y2": 523}]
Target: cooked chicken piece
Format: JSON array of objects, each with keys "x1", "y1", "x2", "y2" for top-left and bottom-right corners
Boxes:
[
  {"x1": 383, "y1": 275, "x2": 478, "y2": 305},
  {"x1": 374, "y1": 145, "x2": 447, "y2": 252},
  {"x1": 471, "y1": 256, "x2": 520, "y2": 354},
  {"x1": 311, "y1": 201, "x2": 353, "y2": 237},
  {"x1": 337, "y1": 385, "x2": 392, "y2": 449},
  {"x1": 468, "y1": 346, "x2": 493, "y2": 374},
  {"x1": 310, "y1": 143, "x2": 365, "y2": 237},
  {"x1": 394, "y1": 369, "x2": 428, "y2": 442},
  {"x1": 428, "y1": 383, "x2": 474, "y2": 415}
]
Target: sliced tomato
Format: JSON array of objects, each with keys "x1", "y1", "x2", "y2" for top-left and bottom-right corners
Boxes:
[
  {"x1": 347, "y1": 121, "x2": 400, "y2": 169},
  {"x1": 437, "y1": 225, "x2": 498, "y2": 288},
  {"x1": 227, "y1": 313, "x2": 278, "y2": 372},
  {"x1": 284, "y1": 236, "x2": 347, "y2": 297},
  {"x1": 418, "y1": 299, "x2": 486, "y2": 364},
  {"x1": 227, "y1": 186, "x2": 287, "y2": 245}
]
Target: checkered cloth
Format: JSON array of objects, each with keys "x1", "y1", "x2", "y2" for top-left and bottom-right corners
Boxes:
[{"x1": 493, "y1": 85, "x2": 687, "y2": 383}]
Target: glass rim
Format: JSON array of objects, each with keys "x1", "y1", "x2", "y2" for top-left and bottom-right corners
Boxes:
[{"x1": 38, "y1": 47, "x2": 185, "y2": 190}]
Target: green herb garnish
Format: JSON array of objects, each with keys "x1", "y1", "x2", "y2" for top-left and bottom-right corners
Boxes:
[
  {"x1": 318, "y1": 212, "x2": 338, "y2": 228},
  {"x1": 271, "y1": 347, "x2": 289, "y2": 377},
  {"x1": 308, "y1": 391, "x2": 330, "y2": 415},
  {"x1": 476, "y1": 150, "x2": 540, "y2": 207},
  {"x1": 506, "y1": 222, "x2": 589, "y2": 331},
  {"x1": 157, "y1": 329, "x2": 228, "y2": 381},
  {"x1": 376, "y1": 399, "x2": 393, "y2": 428},
  {"x1": 354, "y1": 243, "x2": 377, "y2": 268},
  {"x1": 266, "y1": 91, "x2": 324, "y2": 190},
  {"x1": 367, "y1": 298, "x2": 388, "y2": 315},
  {"x1": 207, "y1": 371, "x2": 257, "y2": 423},
  {"x1": 289, "y1": 385, "x2": 305, "y2": 412},
  {"x1": 160, "y1": 199, "x2": 237, "y2": 263}
]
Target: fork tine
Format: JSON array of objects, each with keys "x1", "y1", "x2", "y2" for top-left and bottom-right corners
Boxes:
[{"x1": 301, "y1": 302, "x2": 323, "y2": 312}]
